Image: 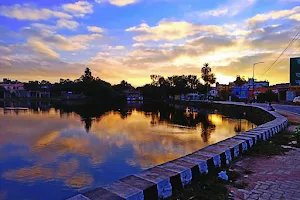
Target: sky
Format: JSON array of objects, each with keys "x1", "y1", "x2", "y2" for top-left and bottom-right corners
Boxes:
[{"x1": 0, "y1": 0, "x2": 299, "y2": 86}]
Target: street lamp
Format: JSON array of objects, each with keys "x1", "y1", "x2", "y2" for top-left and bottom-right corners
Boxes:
[{"x1": 252, "y1": 62, "x2": 264, "y2": 99}]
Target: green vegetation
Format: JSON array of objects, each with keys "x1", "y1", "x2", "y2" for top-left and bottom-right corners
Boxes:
[
  {"x1": 289, "y1": 125, "x2": 300, "y2": 147},
  {"x1": 244, "y1": 130, "x2": 295, "y2": 157},
  {"x1": 201, "y1": 63, "x2": 217, "y2": 93},
  {"x1": 3, "y1": 63, "x2": 216, "y2": 101},
  {"x1": 257, "y1": 89, "x2": 279, "y2": 103},
  {"x1": 142, "y1": 63, "x2": 216, "y2": 100},
  {"x1": 233, "y1": 75, "x2": 247, "y2": 87},
  {"x1": 165, "y1": 177, "x2": 228, "y2": 200}
]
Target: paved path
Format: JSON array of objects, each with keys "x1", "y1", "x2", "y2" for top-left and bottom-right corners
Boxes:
[
  {"x1": 229, "y1": 109, "x2": 300, "y2": 200},
  {"x1": 232, "y1": 148, "x2": 300, "y2": 200},
  {"x1": 254, "y1": 103, "x2": 300, "y2": 116}
]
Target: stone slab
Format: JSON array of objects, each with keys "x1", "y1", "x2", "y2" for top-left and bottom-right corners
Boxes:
[
  {"x1": 177, "y1": 155, "x2": 208, "y2": 174},
  {"x1": 135, "y1": 167, "x2": 178, "y2": 199},
  {"x1": 216, "y1": 142, "x2": 239, "y2": 158},
  {"x1": 84, "y1": 187, "x2": 124, "y2": 200},
  {"x1": 233, "y1": 135, "x2": 254, "y2": 148},
  {"x1": 103, "y1": 181, "x2": 144, "y2": 200},
  {"x1": 67, "y1": 194, "x2": 91, "y2": 200},
  {"x1": 158, "y1": 161, "x2": 192, "y2": 187},
  {"x1": 119, "y1": 175, "x2": 157, "y2": 200},
  {"x1": 193, "y1": 150, "x2": 221, "y2": 168}
]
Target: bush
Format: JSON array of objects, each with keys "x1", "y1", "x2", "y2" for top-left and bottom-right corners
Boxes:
[{"x1": 257, "y1": 89, "x2": 278, "y2": 103}]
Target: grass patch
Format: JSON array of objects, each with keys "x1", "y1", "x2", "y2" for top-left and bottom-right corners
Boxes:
[
  {"x1": 244, "y1": 140, "x2": 289, "y2": 156},
  {"x1": 288, "y1": 121, "x2": 299, "y2": 126},
  {"x1": 165, "y1": 178, "x2": 228, "y2": 200},
  {"x1": 244, "y1": 131, "x2": 293, "y2": 156}
]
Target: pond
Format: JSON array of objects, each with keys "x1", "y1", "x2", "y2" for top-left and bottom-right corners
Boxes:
[{"x1": 0, "y1": 101, "x2": 256, "y2": 200}]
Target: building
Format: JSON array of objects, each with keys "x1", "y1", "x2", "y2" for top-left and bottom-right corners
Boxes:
[
  {"x1": 273, "y1": 83, "x2": 290, "y2": 101},
  {"x1": 209, "y1": 87, "x2": 219, "y2": 97},
  {"x1": 0, "y1": 78, "x2": 25, "y2": 93},
  {"x1": 216, "y1": 83, "x2": 231, "y2": 100},
  {"x1": 186, "y1": 93, "x2": 200, "y2": 101},
  {"x1": 0, "y1": 78, "x2": 51, "y2": 99},
  {"x1": 290, "y1": 86, "x2": 300, "y2": 97},
  {"x1": 247, "y1": 78, "x2": 269, "y2": 89},
  {"x1": 233, "y1": 87, "x2": 249, "y2": 99},
  {"x1": 124, "y1": 89, "x2": 143, "y2": 101}
]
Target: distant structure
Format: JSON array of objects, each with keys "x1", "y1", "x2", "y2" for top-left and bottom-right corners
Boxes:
[
  {"x1": 0, "y1": 78, "x2": 50, "y2": 99},
  {"x1": 124, "y1": 89, "x2": 143, "y2": 101},
  {"x1": 0, "y1": 78, "x2": 24, "y2": 93}
]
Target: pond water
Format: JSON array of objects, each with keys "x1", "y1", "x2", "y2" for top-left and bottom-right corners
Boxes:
[{"x1": 0, "y1": 101, "x2": 256, "y2": 200}]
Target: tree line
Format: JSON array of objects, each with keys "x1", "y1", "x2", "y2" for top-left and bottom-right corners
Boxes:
[
  {"x1": 12, "y1": 63, "x2": 216, "y2": 100},
  {"x1": 138, "y1": 63, "x2": 216, "y2": 100}
]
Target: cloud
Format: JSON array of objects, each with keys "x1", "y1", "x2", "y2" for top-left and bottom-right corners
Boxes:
[
  {"x1": 21, "y1": 27, "x2": 103, "y2": 51},
  {"x1": 0, "y1": 4, "x2": 72, "y2": 21},
  {"x1": 199, "y1": 0, "x2": 256, "y2": 17},
  {"x1": 0, "y1": 45, "x2": 12, "y2": 55},
  {"x1": 57, "y1": 19, "x2": 79, "y2": 30},
  {"x1": 108, "y1": 45, "x2": 125, "y2": 50},
  {"x1": 126, "y1": 20, "x2": 228, "y2": 42},
  {"x1": 246, "y1": 6, "x2": 300, "y2": 26},
  {"x1": 62, "y1": 1, "x2": 93, "y2": 17},
  {"x1": 132, "y1": 43, "x2": 146, "y2": 47},
  {"x1": 70, "y1": 34, "x2": 103, "y2": 44},
  {"x1": 27, "y1": 39, "x2": 59, "y2": 59},
  {"x1": 289, "y1": 13, "x2": 300, "y2": 21},
  {"x1": 95, "y1": 0, "x2": 139, "y2": 7},
  {"x1": 87, "y1": 26, "x2": 104, "y2": 33},
  {"x1": 22, "y1": 27, "x2": 85, "y2": 51},
  {"x1": 186, "y1": 36, "x2": 235, "y2": 52},
  {"x1": 31, "y1": 19, "x2": 80, "y2": 31}
]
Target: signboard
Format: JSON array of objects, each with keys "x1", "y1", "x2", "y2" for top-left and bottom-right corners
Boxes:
[{"x1": 290, "y1": 57, "x2": 300, "y2": 86}]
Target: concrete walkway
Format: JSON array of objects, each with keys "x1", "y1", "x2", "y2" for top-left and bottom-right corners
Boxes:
[
  {"x1": 230, "y1": 111, "x2": 300, "y2": 200},
  {"x1": 232, "y1": 148, "x2": 300, "y2": 200}
]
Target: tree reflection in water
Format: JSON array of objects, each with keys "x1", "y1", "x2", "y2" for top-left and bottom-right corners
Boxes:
[{"x1": 0, "y1": 100, "x2": 258, "y2": 200}]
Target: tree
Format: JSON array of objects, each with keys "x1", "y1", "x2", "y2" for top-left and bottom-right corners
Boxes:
[
  {"x1": 257, "y1": 90, "x2": 278, "y2": 103},
  {"x1": 81, "y1": 68, "x2": 94, "y2": 83},
  {"x1": 0, "y1": 86, "x2": 5, "y2": 98},
  {"x1": 234, "y1": 75, "x2": 247, "y2": 87},
  {"x1": 201, "y1": 63, "x2": 216, "y2": 94},
  {"x1": 113, "y1": 80, "x2": 134, "y2": 93}
]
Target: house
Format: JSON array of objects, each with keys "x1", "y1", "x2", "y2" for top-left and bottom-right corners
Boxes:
[
  {"x1": 124, "y1": 89, "x2": 143, "y2": 101},
  {"x1": 273, "y1": 83, "x2": 290, "y2": 101},
  {"x1": 209, "y1": 87, "x2": 218, "y2": 97},
  {"x1": 0, "y1": 78, "x2": 25, "y2": 93},
  {"x1": 233, "y1": 87, "x2": 249, "y2": 99},
  {"x1": 247, "y1": 78, "x2": 269, "y2": 89},
  {"x1": 186, "y1": 93, "x2": 200, "y2": 101}
]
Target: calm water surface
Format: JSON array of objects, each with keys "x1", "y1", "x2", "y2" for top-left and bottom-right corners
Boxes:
[{"x1": 0, "y1": 101, "x2": 256, "y2": 200}]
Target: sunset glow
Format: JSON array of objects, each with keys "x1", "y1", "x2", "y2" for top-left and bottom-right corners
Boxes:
[{"x1": 0, "y1": 0, "x2": 299, "y2": 86}]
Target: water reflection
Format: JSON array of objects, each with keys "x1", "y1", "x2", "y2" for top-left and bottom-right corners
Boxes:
[{"x1": 0, "y1": 101, "x2": 256, "y2": 200}]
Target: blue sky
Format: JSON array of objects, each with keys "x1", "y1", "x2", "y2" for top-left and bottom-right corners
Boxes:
[{"x1": 0, "y1": 0, "x2": 300, "y2": 86}]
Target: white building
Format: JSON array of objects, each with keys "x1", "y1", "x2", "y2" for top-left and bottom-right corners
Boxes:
[
  {"x1": 247, "y1": 78, "x2": 269, "y2": 89},
  {"x1": 0, "y1": 78, "x2": 25, "y2": 93}
]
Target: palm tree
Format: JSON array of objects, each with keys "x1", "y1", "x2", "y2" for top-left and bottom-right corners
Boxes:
[{"x1": 201, "y1": 63, "x2": 216, "y2": 97}]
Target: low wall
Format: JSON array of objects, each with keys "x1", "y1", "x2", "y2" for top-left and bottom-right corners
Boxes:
[{"x1": 67, "y1": 102, "x2": 288, "y2": 200}]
